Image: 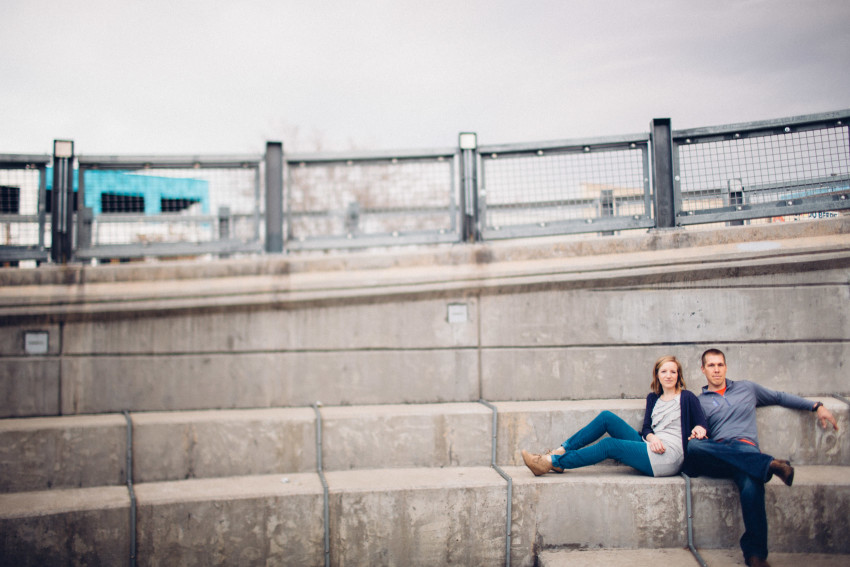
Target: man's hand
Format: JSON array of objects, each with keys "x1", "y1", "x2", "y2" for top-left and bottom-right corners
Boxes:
[
  {"x1": 817, "y1": 405, "x2": 839, "y2": 431},
  {"x1": 689, "y1": 425, "x2": 707, "y2": 440},
  {"x1": 646, "y1": 433, "x2": 665, "y2": 454}
]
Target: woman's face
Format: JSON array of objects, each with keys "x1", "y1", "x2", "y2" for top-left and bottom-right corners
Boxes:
[{"x1": 657, "y1": 361, "x2": 680, "y2": 393}]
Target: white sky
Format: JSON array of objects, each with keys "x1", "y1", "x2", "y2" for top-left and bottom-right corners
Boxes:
[{"x1": 2, "y1": 0, "x2": 849, "y2": 156}]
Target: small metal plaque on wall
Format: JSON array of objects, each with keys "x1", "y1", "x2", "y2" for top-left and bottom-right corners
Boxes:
[{"x1": 24, "y1": 331, "x2": 49, "y2": 355}]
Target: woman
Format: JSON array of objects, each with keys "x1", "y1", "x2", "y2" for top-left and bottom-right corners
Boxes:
[{"x1": 521, "y1": 355, "x2": 708, "y2": 477}]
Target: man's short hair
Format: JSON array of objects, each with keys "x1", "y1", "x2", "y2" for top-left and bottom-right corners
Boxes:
[{"x1": 701, "y1": 348, "x2": 726, "y2": 367}]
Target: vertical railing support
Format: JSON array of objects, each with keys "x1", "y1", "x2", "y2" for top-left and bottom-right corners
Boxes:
[
  {"x1": 264, "y1": 141, "x2": 284, "y2": 253},
  {"x1": 50, "y1": 139, "x2": 75, "y2": 263},
  {"x1": 459, "y1": 132, "x2": 479, "y2": 242},
  {"x1": 650, "y1": 119, "x2": 676, "y2": 228}
]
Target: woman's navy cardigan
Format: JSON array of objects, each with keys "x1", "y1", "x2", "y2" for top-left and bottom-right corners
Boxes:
[{"x1": 640, "y1": 390, "x2": 708, "y2": 452}]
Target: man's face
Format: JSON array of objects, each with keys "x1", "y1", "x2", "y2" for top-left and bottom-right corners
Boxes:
[{"x1": 701, "y1": 354, "x2": 727, "y2": 391}]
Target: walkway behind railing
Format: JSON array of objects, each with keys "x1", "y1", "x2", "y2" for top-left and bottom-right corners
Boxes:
[{"x1": 1, "y1": 109, "x2": 848, "y2": 265}]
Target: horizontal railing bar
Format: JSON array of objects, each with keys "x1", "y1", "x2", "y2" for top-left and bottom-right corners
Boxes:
[
  {"x1": 479, "y1": 133, "x2": 649, "y2": 156},
  {"x1": 286, "y1": 147, "x2": 457, "y2": 164},
  {"x1": 78, "y1": 155, "x2": 263, "y2": 169},
  {"x1": 672, "y1": 109, "x2": 850, "y2": 140}
]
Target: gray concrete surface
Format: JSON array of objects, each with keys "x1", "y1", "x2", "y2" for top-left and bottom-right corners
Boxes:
[
  {"x1": 539, "y1": 549, "x2": 850, "y2": 567},
  {"x1": 133, "y1": 473, "x2": 324, "y2": 567},
  {"x1": 1, "y1": 223, "x2": 848, "y2": 417},
  {"x1": 131, "y1": 408, "x2": 317, "y2": 482},
  {"x1": 0, "y1": 413, "x2": 127, "y2": 492},
  {"x1": 1, "y1": 398, "x2": 845, "y2": 492},
  {"x1": 0, "y1": 486, "x2": 129, "y2": 566},
  {"x1": 325, "y1": 466, "x2": 508, "y2": 567},
  {"x1": 320, "y1": 402, "x2": 492, "y2": 470}
]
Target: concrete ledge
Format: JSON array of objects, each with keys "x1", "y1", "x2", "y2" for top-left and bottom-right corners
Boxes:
[
  {"x1": 132, "y1": 408, "x2": 317, "y2": 483},
  {"x1": 0, "y1": 486, "x2": 129, "y2": 566},
  {"x1": 508, "y1": 465, "x2": 687, "y2": 565},
  {"x1": 0, "y1": 413, "x2": 127, "y2": 492},
  {"x1": 496, "y1": 398, "x2": 850, "y2": 468},
  {"x1": 540, "y1": 549, "x2": 850, "y2": 567},
  {"x1": 325, "y1": 466, "x2": 508, "y2": 567},
  {"x1": 320, "y1": 403, "x2": 492, "y2": 470},
  {"x1": 58, "y1": 350, "x2": 480, "y2": 414},
  {"x1": 3, "y1": 399, "x2": 845, "y2": 493},
  {"x1": 508, "y1": 464, "x2": 850, "y2": 563},
  {"x1": 1, "y1": 217, "x2": 847, "y2": 288},
  {"x1": 134, "y1": 473, "x2": 324, "y2": 567},
  {"x1": 690, "y1": 465, "x2": 850, "y2": 554}
]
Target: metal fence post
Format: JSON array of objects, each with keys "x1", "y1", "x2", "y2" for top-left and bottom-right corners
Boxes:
[
  {"x1": 50, "y1": 139, "x2": 75, "y2": 263},
  {"x1": 265, "y1": 141, "x2": 284, "y2": 253},
  {"x1": 650, "y1": 119, "x2": 675, "y2": 228},
  {"x1": 459, "y1": 132, "x2": 478, "y2": 242}
]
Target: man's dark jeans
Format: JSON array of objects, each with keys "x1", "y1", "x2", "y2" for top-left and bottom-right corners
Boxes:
[{"x1": 684, "y1": 438, "x2": 774, "y2": 560}]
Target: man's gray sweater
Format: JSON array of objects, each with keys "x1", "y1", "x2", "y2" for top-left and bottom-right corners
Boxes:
[{"x1": 698, "y1": 379, "x2": 814, "y2": 448}]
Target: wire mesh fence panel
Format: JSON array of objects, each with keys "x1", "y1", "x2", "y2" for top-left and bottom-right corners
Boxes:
[
  {"x1": 285, "y1": 152, "x2": 458, "y2": 248},
  {"x1": 0, "y1": 167, "x2": 44, "y2": 247},
  {"x1": 674, "y1": 114, "x2": 850, "y2": 225},
  {"x1": 0, "y1": 158, "x2": 50, "y2": 263},
  {"x1": 479, "y1": 139, "x2": 652, "y2": 239},
  {"x1": 75, "y1": 158, "x2": 262, "y2": 259}
]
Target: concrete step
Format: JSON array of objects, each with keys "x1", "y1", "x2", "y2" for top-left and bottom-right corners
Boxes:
[
  {"x1": 539, "y1": 549, "x2": 850, "y2": 567},
  {"x1": 0, "y1": 485, "x2": 130, "y2": 566},
  {"x1": 1, "y1": 465, "x2": 848, "y2": 566},
  {"x1": 496, "y1": 397, "x2": 850, "y2": 469},
  {"x1": 1, "y1": 398, "x2": 847, "y2": 492},
  {"x1": 507, "y1": 464, "x2": 850, "y2": 561}
]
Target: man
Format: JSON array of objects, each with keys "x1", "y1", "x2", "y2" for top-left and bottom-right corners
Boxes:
[{"x1": 684, "y1": 348, "x2": 839, "y2": 567}]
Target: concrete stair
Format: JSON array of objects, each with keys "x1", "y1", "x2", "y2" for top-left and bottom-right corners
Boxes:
[{"x1": 1, "y1": 398, "x2": 848, "y2": 565}]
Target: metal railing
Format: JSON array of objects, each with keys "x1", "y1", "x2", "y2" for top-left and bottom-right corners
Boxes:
[
  {"x1": 1, "y1": 109, "x2": 848, "y2": 265},
  {"x1": 284, "y1": 147, "x2": 461, "y2": 250},
  {"x1": 0, "y1": 154, "x2": 50, "y2": 264},
  {"x1": 672, "y1": 110, "x2": 850, "y2": 225},
  {"x1": 74, "y1": 154, "x2": 264, "y2": 261},
  {"x1": 477, "y1": 133, "x2": 654, "y2": 239}
]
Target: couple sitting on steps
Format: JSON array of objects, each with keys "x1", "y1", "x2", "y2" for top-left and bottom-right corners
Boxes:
[{"x1": 520, "y1": 348, "x2": 839, "y2": 567}]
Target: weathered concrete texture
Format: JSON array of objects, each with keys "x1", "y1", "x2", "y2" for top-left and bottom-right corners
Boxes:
[
  {"x1": 539, "y1": 547, "x2": 702, "y2": 567},
  {"x1": 698, "y1": 549, "x2": 850, "y2": 567},
  {"x1": 540, "y1": 549, "x2": 850, "y2": 567},
  {"x1": 757, "y1": 399, "x2": 849, "y2": 466},
  {"x1": 0, "y1": 358, "x2": 60, "y2": 418},
  {"x1": 325, "y1": 466, "x2": 507, "y2": 567},
  {"x1": 0, "y1": 413, "x2": 126, "y2": 492},
  {"x1": 320, "y1": 403, "x2": 492, "y2": 470},
  {"x1": 508, "y1": 465, "x2": 687, "y2": 567},
  {"x1": 131, "y1": 408, "x2": 317, "y2": 483},
  {"x1": 134, "y1": 473, "x2": 324, "y2": 567},
  {"x1": 60, "y1": 349, "x2": 479, "y2": 414},
  {"x1": 690, "y1": 466, "x2": 850, "y2": 553},
  {"x1": 479, "y1": 280, "x2": 850, "y2": 347},
  {"x1": 0, "y1": 486, "x2": 129, "y2": 566},
  {"x1": 481, "y1": 343, "x2": 850, "y2": 401},
  {"x1": 1, "y1": 217, "x2": 846, "y2": 288},
  {"x1": 60, "y1": 296, "x2": 479, "y2": 354},
  {"x1": 0, "y1": 324, "x2": 61, "y2": 356}
]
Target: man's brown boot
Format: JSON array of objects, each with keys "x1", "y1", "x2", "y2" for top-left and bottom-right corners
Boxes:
[
  {"x1": 745, "y1": 555, "x2": 771, "y2": 567},
  {"x1": 769, "y1": 459, "x2": 794, "y2": 486},
  {"x1": 521, "y1": 450, "x2": 553, "y2": 476}
]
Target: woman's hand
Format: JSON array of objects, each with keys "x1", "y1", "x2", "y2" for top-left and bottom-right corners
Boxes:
[
  {"x1": 646, "y1": 433, "x2": 665, "y2": 454},
  {"x1": 689, "y1": 425, "x2": 707, "y2": 440}
]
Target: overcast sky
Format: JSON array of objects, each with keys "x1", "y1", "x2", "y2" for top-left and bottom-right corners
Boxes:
[{"x1": 2, "y1": 0, "x2": 849, "y2": 156}]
